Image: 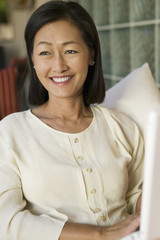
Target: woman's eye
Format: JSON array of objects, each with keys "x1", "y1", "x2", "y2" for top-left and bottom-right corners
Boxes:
[
  {"x1": 66, "y1": 50, "x2": 77, "y2": 54},
  {"x1": 39, "y1": 51, "x2": 50, "y2": 56}
]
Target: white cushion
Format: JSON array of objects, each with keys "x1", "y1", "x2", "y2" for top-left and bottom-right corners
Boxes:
[{"x1": 102, "y1": 63, "x2": 160, "y2": 138}]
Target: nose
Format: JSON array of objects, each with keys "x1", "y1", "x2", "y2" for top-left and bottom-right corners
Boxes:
[{"x1": 52, "y1": 53, "x2": 68, "y2": 73}]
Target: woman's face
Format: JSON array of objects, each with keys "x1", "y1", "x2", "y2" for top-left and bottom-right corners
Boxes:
[{"x1": 32, "y1": 20, "x2": 94, "y2": 102}]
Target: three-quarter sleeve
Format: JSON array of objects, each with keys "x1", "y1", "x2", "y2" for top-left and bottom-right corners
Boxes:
[
  {"x1": 125, "y1": 123, "x2": 144, "y2": 214},
  {"x1": 0, "y1": 124, "x2": 68, "y2": 240},
  {"x1": 108, "y1": 107, "x2": 144, "y2": 214},
  {"x1": 99, "y1": 106, "x2": 144, "y2": 215}
]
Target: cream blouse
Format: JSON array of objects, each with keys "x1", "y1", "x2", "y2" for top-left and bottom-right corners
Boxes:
[{"x1": 0, "y1": 105, "x2": 144, "y2": 240}]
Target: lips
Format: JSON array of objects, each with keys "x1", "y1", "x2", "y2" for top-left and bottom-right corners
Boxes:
[{"x1": 50, "y1": 76, "x2": 73, "y2": 83}]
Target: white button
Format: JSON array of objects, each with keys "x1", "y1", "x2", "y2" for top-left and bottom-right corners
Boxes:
[
  {"x1": 90, "y1": 189, "x2": 96, "y2": 194},
  {"x1": 86, "y1": 168, "x2": 93, "y2": 173},
  {"x1": 77, "y1": 155, "x2": 83, "y2": 161},
  {"x1": 94, "y1": 208, "x2": 101, "y2": 213},
  {"x1": 101, "y1": 215, "x2": 106, "y2": 222},
  {"x1": 74, "y1": 138, "x2": 79, "y2": 143}
]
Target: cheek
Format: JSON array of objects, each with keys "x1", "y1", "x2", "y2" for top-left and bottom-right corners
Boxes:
[
  {"x1": 34, "y1": 66, "x2": 49, "y2": 88},
  {"x1": 33, "y1": 54, "x2": 50, "y2": 72},
  {"x1": 79, "y1": 61, "x2": 90, "y2": 80},
  {"x1": 34, "y1": 61, "x2": 50, "y2": 78},
  {"x1": 72, "y1": 56, "x2": 90, "y2": 74}
]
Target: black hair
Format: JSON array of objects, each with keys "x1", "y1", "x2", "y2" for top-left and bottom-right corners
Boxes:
[{"x1": 25, "y1": 0, "x2": 105, "y2": 106}]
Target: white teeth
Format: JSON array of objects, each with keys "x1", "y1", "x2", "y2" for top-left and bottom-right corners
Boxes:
[{"x1": 51, "y1": 76, "x2": 72, "y2": 83}]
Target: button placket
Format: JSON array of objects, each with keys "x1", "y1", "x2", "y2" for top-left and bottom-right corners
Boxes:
[
  {"x1": 70, "y1": 135, "x2": 105, "y2": 221},
  {"x1": 84, "y1": 168, "x2": 103, "y2": 214}
]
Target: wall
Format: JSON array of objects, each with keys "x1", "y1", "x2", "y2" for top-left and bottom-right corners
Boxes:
[
  {"x1": 35, "y1": 0, "x2": 48, "y2": 8},
  {"x1": 0, "y1": 0, "x2": 46, "y2": 65}
]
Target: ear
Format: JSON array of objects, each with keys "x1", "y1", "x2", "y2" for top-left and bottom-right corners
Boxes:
[
  {"x1": 31, "y1": 55, "x2": 36, "y2": 70},
  {"x1": 89, "y1": 59, "x2": 95, "y2": 66},
  {"x1": 89, "y1": 49, "x2": 95, "y2": 66}
]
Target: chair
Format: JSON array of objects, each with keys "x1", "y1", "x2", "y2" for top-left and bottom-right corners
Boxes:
[
  {"x1": 0, "y1": 57, "x2": 30, "y2": 120},
  {"x1": 0, "y1": 67, "x2": 18, "y2": 120}
]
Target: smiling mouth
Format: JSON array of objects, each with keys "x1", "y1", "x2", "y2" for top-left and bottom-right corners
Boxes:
[{"x1": 50, "y1": 76, "x2": 73, "y2": 83}]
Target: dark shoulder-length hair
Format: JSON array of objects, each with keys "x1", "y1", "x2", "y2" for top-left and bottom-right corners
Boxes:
[{"x1": 25, "y1": 0, "x2": 105, "y2": 106}]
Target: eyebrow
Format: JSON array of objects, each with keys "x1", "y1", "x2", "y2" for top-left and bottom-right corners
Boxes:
[{"x1": 36, "y1": 41, "x2": 81, "y2": 47}]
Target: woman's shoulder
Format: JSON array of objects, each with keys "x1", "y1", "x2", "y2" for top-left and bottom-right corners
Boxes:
[
  {"x1": 0, "y1": 110, "x2": 31, "y2": 129},
  {"x1": 92, "y1": 104, "x2": 135, "y2": 123},
  {"x1": 93, "y1": 105, "x2": 144, "y2": 149},
  {"x1": 92, "y1": 104, "x2": 141, "y2": 135}
]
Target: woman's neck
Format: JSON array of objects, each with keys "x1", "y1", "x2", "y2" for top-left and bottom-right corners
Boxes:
[
  {"x1": 34, "y1": 97, "x2": 92, "y2": 120},
  {"x1": 31, "y1": 97, "x2": 93, "y2": 133}
]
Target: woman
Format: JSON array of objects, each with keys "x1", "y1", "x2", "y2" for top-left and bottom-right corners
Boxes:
[{"x1": 0, "y1": 1, "x2": 143, "y2": 240}]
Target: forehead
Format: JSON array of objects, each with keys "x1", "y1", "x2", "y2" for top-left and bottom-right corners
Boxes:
[{"x1": 34, "y1": 20, "x2": 84, "y2": 45}]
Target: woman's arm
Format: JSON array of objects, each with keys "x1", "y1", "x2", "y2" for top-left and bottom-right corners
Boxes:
[{"x1": 59, "y1": 214, "x2": 140, "y2": 240}]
